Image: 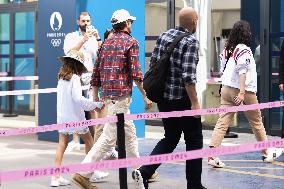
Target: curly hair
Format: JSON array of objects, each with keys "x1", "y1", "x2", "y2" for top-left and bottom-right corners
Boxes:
[{"x1": 225, "y1": 20, "x2": 252, "y2": 52}]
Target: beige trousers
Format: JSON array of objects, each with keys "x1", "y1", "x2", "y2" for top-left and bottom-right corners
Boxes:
[
  {"x1": 210, "y1": 86, "x2": 267, "y2": 147},
  {"x1": 90, "y1": 105, "x2": 108, "y2": 143},
  {"x1": 81, "y1": 95, "x2": 139, "y2": 177}
]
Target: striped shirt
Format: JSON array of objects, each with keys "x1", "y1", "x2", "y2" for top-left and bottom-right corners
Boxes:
[
  {"x1": 220, "y1": 44, "x2": 257, "y2": 93},
  {"x1": 150, "y1": 27, "x2": 199, "y2": 100}
]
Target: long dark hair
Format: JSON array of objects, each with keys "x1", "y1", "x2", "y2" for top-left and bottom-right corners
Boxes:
[
  {"x1": 225, "y1": 20, "x2": 252, "y2": 52},
  {"x1": 58, "y1": 58, "x2": 87, "y2": 81},
  {"x1": 104, "y1": 29, "x2": 114, "y2": 40}
]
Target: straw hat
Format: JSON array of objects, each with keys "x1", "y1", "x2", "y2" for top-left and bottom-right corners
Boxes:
[{"x1": 58, "y1": 50, "x2": 84, "y2": 64}]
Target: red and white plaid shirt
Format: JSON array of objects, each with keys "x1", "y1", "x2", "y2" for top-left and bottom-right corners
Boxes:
[{"x1": 91, "y1": 31, "x2": 143, "y2": 99}]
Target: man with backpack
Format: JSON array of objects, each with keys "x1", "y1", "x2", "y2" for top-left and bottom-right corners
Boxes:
[{"x1": 132, "y1": 7, "x2": 206, "y2": 189}]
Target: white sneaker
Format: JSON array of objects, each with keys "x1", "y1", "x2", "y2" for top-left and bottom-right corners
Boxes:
[
  {"x1": 262, "y1": 148, "x2": 284, "y2": 162},
  {"x1": 208, "y1": 156, "x2": 226, "y2": 168},
  {"x1": 132, "y1": 169, "x2": 147, "y2": 189},
  {"x1": 65, "y1": 141, "x2": 80, "y2": 152},
  {"x1": 103, "y1": 148, "x2": 118, "y2": 160},
  {"x1": 89, "y1": 171, "x2": 109, "y2": 183},
  {"x1": 50, "y1": 176, "x2": 71, "y2": 187}
]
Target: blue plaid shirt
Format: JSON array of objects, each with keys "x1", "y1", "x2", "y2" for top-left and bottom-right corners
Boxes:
[{"x1": 150, "y1": 27, "x2": 199, "y2": 100}]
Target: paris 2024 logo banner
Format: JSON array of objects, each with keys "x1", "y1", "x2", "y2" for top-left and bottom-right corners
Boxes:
[{"x1": 47, "y1": 12, "x2": 65, "y2": 47}]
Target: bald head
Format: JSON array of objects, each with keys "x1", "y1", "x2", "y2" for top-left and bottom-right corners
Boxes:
[{"x1": 179, "y1": 7, "x2": 198, "y2": 33}]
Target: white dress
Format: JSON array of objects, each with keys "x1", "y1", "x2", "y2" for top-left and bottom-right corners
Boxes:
[{"x1": 57, "y1": 74, "x2": 102, "y2": 134}]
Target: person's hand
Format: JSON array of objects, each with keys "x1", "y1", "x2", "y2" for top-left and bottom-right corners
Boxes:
[
  {"x1": 279, "y1": 84, "x2": 284, "y2": 91},
  {"x1": 93, "y1": 96, "x2": 99, "y2": 102},
  {"x1": 95, "y1": 105, "x2": 105, "y2": 112},
  {"x1": 91, "y1": 28, "x2": 100, "y2": 39},
  {"x1": 94, "y1": 101, "x2": 105, "y2": 112},
  {"x1": 82, "y1": 33, "x2": 90, "y2": 43},
  {"x1": 234, "y1": 92, "x2": 245, "y2": 106},
  {"x1": 191, "y1": 102, "x2": 201, "y2": 118},
  {"x1": 144, "y1": 96, "x2": 153, "y2": 110}
]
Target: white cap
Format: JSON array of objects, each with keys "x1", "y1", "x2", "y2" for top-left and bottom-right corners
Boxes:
[{"x1": 111, "y1": 9, "x2": 136, "y2": 25}]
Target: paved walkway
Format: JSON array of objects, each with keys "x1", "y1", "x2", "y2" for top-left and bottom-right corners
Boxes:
[{"x1": 0, "y1": 116, "x2": 284, "y2": 189}]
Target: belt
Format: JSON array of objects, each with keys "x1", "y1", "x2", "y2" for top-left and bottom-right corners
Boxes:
[{"x1": 104, "y1": 95, "x2": 131, "y2": 103}]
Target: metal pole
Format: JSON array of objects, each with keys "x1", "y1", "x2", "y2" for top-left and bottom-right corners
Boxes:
[
  {"x1": 3, "y1": 72, "x2": 17, "y2": 117},
  {"x1": 282, "y1": 115, "x2": 284, "y2": 138},
  {"x1": 224, "y1": 127, "x2": 238, "y2": 138},
  {"x1": 116, "y1": 113, "x2": 128, "y2": 189},
  {"x1": 281, "y1": 110, "x2": 284, "y2": 138},
  {"x1": 3, "y1": 11, "x2": 17, "y2": 117},
  {"x1": 167, "y1": 0, "x2": 175, "y2": 29}
]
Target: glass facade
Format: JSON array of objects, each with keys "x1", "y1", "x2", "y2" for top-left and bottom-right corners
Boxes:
[
  {"x1": 0, "y1": 3, "x2": 36, "y2": 115},
  {"x1": 269, "y1": 0, "x2": 284, "y2": 131},
  {"x1": 0, "y1": 13, "x2": 10, "y2": 111},
  {"x1": 241, "y1": 0, "x2": 284, "y2": 136},
  {"x1": 14, "y1": 11, "x2": 35, "y2": 114}
]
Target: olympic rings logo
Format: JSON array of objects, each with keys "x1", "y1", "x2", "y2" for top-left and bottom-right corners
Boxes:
[{"x1": 51, "y1": 39, "x2": 61, "y2": 47}]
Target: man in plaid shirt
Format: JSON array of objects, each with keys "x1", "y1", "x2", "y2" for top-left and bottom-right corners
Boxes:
[
  {"x1": 91, "y1": 23, "x2": 143, "y2": 99},
  {"x1": 132, "y1": 7, "x2": 206, "y2": 189},
  {"x1": 73, "y1": 9, "x2": 152, "y2": 189}
]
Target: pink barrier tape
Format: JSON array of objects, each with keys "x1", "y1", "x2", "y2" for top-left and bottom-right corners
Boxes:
[
  {"x1": 1, "y1": 138, "x2": 283, "y2": 183},
  {"x1": 1, "y1": 101, "x2": 284, "y2": 137},
  {"x1": 0, "y1": 72, "x2": 8, "y2": 77},
  {"x1": 125, "y1": 101, "x2": 284, "y2": 121},
  {"x1": 0, "y1": 86, "x2": 89, "y2": 96},
  {"x1": 0, "y1": 76, "x2": 39, "y2": 81},
  {"x1": 0, "y1": 116, "x2": 117, "y2": 137}
]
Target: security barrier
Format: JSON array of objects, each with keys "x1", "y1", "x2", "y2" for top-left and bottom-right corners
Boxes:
[{"x1": 0, "y1": 99, "x2": 284, "y2": 189}]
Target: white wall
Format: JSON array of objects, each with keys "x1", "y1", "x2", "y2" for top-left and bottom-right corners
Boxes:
[
  {"x1": 212, "y1": 0, "x2": 240, "y2": 10},
  {"x1": 145, "y1": 3, "x2": 167, "y2": 36},
  {"x1": 211, "y1": 1, "x2": 241, "y2": 70}
]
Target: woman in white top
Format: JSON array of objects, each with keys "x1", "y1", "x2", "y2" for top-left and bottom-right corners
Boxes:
[
  {"x1": 208, "y1": 21, "x2": 283, "y2": 168},
  {"x1": 50, "y1": 50, "x2": 104, "y2": 187}
]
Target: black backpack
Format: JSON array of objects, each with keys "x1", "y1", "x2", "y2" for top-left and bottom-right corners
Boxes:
[{"x1": 143, "y1": 32, "x2": 191, "y2": 103}]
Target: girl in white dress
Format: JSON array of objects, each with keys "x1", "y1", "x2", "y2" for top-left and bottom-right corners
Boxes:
[{"x1": 50, "y1": 50, "x2": 104, "y2": 187}]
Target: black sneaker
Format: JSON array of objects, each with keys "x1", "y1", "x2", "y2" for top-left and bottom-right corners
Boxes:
[
  {"x1": 200, "y1": 186, "x2": 207, "y2": 189},
  {"x1": 188, "y1": 184, "x2": 207, "y2": 189},
  {"x1": 132, "y1": 169, "x2": 149, "y2": 189}
]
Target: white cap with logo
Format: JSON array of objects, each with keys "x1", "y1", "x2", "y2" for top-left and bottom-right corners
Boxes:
[{"x1": 111, "y1": 9, "x2": 136, "y2": 25}]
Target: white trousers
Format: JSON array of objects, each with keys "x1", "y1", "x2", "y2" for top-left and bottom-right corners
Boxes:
[{"x1": 81, "y1": 95, "x2": 139, "y2": 177}]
